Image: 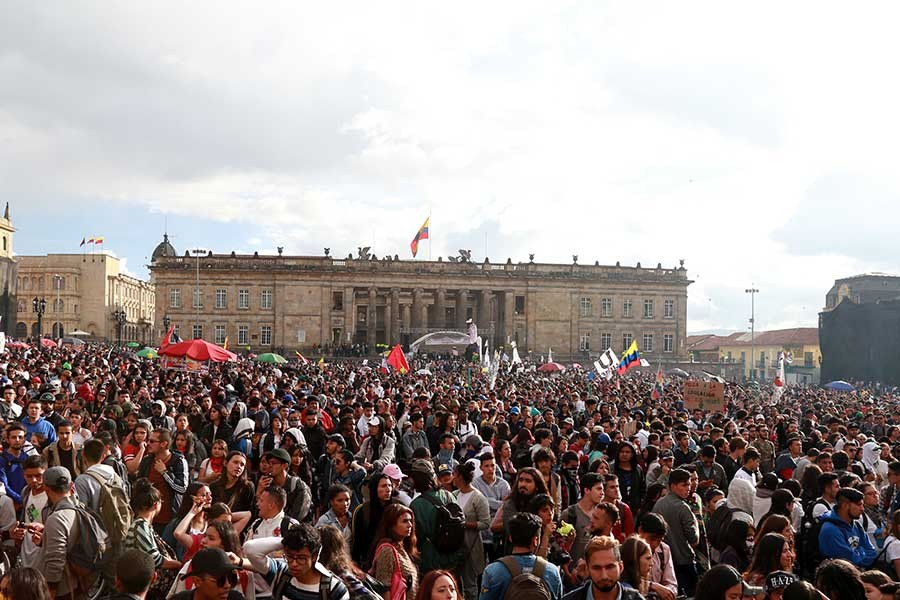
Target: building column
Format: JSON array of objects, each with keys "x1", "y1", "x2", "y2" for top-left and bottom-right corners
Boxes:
[
  {"x1": 401, "y1": 303, "x2": 411, "y2": 334},
  {"x1": 412, "y1": 288, "x2": 423, "y2": 332},
  {"x1": 480, "y1": 290, "x2": 493, "y2": 347},
  {"x1": 391, "y1": 288, "x2": 400, "y2": 344},
  {"x1": 434, "y1": 288, "x2": 446, "y2": 329},
  {"x1": 343, "y1": 287, "x2": 354, "y2": 345},
  {"x1": 367, "y1": 287, "x2": 377, "y2": 349},
  {"x1": 456, "y1": 289, "x2": 469, "y2": 329},
  {"x1": 504, "y1": 290, "x2": 516, "y2": 345}
]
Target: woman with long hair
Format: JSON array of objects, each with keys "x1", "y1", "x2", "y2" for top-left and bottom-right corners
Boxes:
[
  {"x1": 495, "y1": 439, "x2": 516, "y2": 483},
  {"x1": 319, "y1": 524, "x2": 382, "y2": 600},
  {"x1": 351, "y1": 473, "x2": 398, "y2": 569},
  {"x1": 413, "y1": 571, "x2": 459, "y2": 600},
  {"x1": 209, "y1": 450, "x2": 255, "y2": 512},
  {"x1": 123, "y1": 421, "x2": 150, "y2": 475},
  {"x1": 0, "y1": 567, "x2": 52, "y2": 600},
  {"x1": 200, "y1": 404, "x2": 233, "y2": 454},
  {"x1": 718, "y1": 519, "x2": 754, "y2": 573},
  {"x1": 636, "y1": 483, "x2": 666, "y2": 522},
  {"x1": 290, "y1": 443, "x2": 316, "y2": 496},
  {"x1": 124, "y1": 478, "x2": 181, "y2": 599},
  {"x1": 744, "y1": 533, "x2": 795, "y2": 588},
  {"x1": 198, "y1": 439, "x2": 228, "y2": 483},
  {"x1": 453, "y1": 461, "x2": 491, "y2": 600},
  {"x1": 167, "y1": 520, "x2": 255, "y2": 599},
  {"x1": 170, "y1": 481, "x2": 213, "y2": 560},
  {"x1": 799, "y1": 464, "x2": 823, "y2": 506},
  {"x1": 258, "y1": 413, "x2": 285, "y2": 459},
  {"x1": 174, "y1": 429, "x2": 199, "y2": 478},
  {"x1": 756, "y1": 513, "x2": 795, "y2": 549},
  {"x1": 695, "y1": 564, "x2": 750, "y2": 600},
  {"x1": 758, "y1": 488, "x2": 795, "y2": 528},
  {"x1": 880, "y1": 509, "x2": 900, "y2": 579},
  {"x1": 611, "y1": 441, "x2": 645, "y2": 513},
  {"x1": 372, "y1": 504, "x2": 420, "y2": 600},
  {"x1": 511, "y1": 428, "x2": 535, "y2": 470},
  {"x1": 620, "y1": 536, "x2": 652, "y2": 596}
]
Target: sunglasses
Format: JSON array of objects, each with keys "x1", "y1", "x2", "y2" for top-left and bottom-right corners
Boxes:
[{"x1": 203, "y1": 571, "x2": 238, "y2": 587}]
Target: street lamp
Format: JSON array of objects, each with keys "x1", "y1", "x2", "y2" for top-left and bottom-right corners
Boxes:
[
  {"x1": 32, "y1": 297, "x2": 46, "y2": 339},
  {"x1": 745, "y1": 286, "x2": 759, "y2": 380},
  {"x1": 113, "y1": 307, "x2": 127, "y2": 346},
  {"x1": 190, "y1": 248, "x2": 207, "y2": 339}
]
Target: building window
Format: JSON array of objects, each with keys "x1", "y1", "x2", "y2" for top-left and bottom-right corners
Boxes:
[
  {"x1": 579, "y1": 332, "x2": 590, "y2": 352},
  {"x1": 664, "y1": 299, "x2": 674, "y2": 319},
  {"x1": 192, "y1": 289, "x2": 203, "y2": 309},
  {"x1": 579, "y1": 297, "x2": 592, "y2": 318},
  {"x1": 600, "y1": 332, "x2": 612, "y2": 350},
  {"x1": 643, "y1": 299, "x2": 654, "y2": 319},
  {"x1": 215, "y1": 289, "x2": 227, "y2": 309},
  {"x1": 805, "y1": 351, "x2": 813, "y2": 367},
  {"x1": 664, "y1": 334, "x2": 674, "y2": 353},
  {"x1": 643, "y1": 334, "x2": 653, "y2": 352},
  {"x1": 332, "y1": 292, "x2": 343, "y2": 311},
  {"x1": 54, "y1": 277, "x2": 64, "y2": 291},
  {"x1": 601, "y1": 298, "x2": 612, "y2": 317},
  {"x1": 53, "y1": 299, "x2": 64, "y2": 313},
  {"x1": 169, "y1": 288, "x2": 181, "y2": 308},
  {"x1": 261, "y1": 289, "x2": 273, "y2": 310},
  {"x1": 515, "y1": 295, "x2": 525, "y2": 315},
  {"x1": 623, "y1": 299, "x2": 633, "y2": 318},
  {"x1": 192, "y1": 324, "x2": 203, "y2": 340},
  {"x1": 261, "y1": 325, "x2": 272, "y2": 345},
  {"x1": 214, "y1": 325, "x2": 226, "y2": 345},
  {"x1": 622, "y1": 333, "x2": 633, "y2": 350},
  {"x1": 238, "y1": 325, "x2": 249, "y2": 346},
  {"x1": 238, "y1": 289, "x2": 249, "y2": 310}
]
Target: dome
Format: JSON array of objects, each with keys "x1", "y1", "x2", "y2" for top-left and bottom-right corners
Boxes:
[{"x1": 151, "y1": 233, "x2": 177, "y2": 261}]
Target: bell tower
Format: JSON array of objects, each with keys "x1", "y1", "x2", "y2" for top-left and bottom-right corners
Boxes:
[{"x1": 0, "y1": 203, "x2": 14, "y2": 259}]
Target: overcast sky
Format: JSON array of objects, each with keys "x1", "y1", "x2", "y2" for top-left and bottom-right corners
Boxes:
[{"x1": 2, "y1": 2, "x2": 898, "y2": 334}]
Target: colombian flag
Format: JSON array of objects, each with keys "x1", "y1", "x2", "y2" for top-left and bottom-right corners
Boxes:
[
  {"x1": 410, "y1": 217, "x2": 430, "y2": 258},
  {"x1": 617, "y1": 340, "x2": 641, "y2": 375}
]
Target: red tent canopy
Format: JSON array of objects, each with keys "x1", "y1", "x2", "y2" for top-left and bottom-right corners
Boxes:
[
  {"x1": 537, "y1": 362, "x2": 565, "y2": 372},
  {"x1": 158, "y1": 339, "x2": 236, "y2": 362},
  {"x1": 39, "y1": 338, "x2": 58, "y2": 348}
]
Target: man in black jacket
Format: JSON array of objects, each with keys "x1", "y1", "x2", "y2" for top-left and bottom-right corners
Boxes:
[{"x1": 562, "y1": 535, "x2": 643, "y2": 600}]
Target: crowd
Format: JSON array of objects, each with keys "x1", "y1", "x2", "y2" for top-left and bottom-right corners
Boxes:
[{"x1": 1, "y1": 343, "x2": 900, "y2": 600}]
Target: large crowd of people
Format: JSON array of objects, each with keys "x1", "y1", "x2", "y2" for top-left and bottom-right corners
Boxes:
[{"x1": 0, "y1": 341, "x2": 898, "y2": 600}]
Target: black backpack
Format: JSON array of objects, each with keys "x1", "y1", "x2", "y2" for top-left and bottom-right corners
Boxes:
[
  {"x1": 422, "y1": 490, "x2": 466, "y2": 554},
  {"x1": 798, "y1": 498, "x2": 829, "y2": 578},
  {"x1": 871, "y1": 537, "x2": 896, "y2": 579},
  {"x1": 708, "y1": 504, "x2": 748, "y2": 552}
]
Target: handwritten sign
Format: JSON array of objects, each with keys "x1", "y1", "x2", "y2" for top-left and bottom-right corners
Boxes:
[{"x1": 683, "y1": 380, "x2": 726, "y2": 413}]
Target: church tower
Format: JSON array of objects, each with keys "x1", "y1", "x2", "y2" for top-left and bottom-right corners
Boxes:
[{"x1": 0, "y1": 203, "x2": 15, "y2": 259}]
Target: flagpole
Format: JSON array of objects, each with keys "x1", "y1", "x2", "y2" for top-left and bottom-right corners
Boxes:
[{"x1": 428, "y1": 207, "x2": 432, "y2": 261}]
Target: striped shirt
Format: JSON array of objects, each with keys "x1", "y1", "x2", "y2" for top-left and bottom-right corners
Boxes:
[{"x1": 264, "y1": 559, "x2": 349, "y2": 600}]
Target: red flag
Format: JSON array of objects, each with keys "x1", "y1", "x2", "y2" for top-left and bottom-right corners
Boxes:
[
  {"x1": 386, "y1": 344, "x2": 410, "y2": 374},
  {"x1": 160, "y1": 324, "x2": 176, "y2": 348}
]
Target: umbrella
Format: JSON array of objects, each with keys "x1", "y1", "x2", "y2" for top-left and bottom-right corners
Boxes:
[
  {"x1": 6, "y1": 341, "x2": 27, "y2": 349},
  {"x1": 256, "y1": 353, "x2": 288, "y2": 364},
  {"x1": 39, "y1": 338, "x2": 57, "y2": 348},
  {"x1": 825, "y1": 380, "x2": 855, "y2": 392},
  {"x1": 59, "y1": 337, "x2": 86, "y2": 346},
  {"x1": 136, "y1": 348, "x2": 158, "y2": 359},
  {"x1": 158, "y1": 339, "x2": 236, "y2": 362},
  {"x1": 570, "y1": 363, "x2": 584, "y2": 370},
  {"x1": 416, "y1": 368, "x2": 432, "y2": 375},
  {"x1": 125, "y1": 341, "x2": 141, "y2": 348},
  {"x1": 69, "y1": 330, "x2": 91, "y2": 337},
  {"x1": 667, "y1": 368, "x2": 690, "y2": 378},
  {"x1": 537, "y1": 362, "x2": 566, "y2": 373}
]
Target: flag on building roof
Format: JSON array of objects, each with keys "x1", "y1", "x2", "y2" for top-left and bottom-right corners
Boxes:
[
  {"x1": 617, "y1": 340, "x2": 641, "y2": 375},
  {"x1": 410, "y1": 217, "x2": 430, "y2": 258},
  {"x1": 95, "y1": 236, "x2": 104, "y2": 244},
  {"x1": 79, "y1": 237, "x2": 85, "y2": 247},
  {"x1": 386, "y1": 343, "x2": 410, "y2": 374},
  {"x1": 87, "y1": 237, "x2": 95, "y2": 244}
]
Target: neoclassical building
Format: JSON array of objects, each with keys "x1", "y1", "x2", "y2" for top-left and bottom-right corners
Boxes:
[{"x1": 149, "y1": 236, "x2": 692, "y2": 360}]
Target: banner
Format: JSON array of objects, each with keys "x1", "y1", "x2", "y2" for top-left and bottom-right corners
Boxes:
[
  {"x1": 683, "y1": 380, "x2": 726, "y2": 413},
  {"x1": 161, "y1": 356, "x2": 208, "y2": 373}
]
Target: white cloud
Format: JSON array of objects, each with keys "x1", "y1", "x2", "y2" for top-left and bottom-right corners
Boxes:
[{"x1": 3, "y1": 1, "x2": 900, "y2": 331}]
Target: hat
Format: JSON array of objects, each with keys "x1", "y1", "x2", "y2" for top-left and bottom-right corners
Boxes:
[
  {"x1": 265, "y1": 448, "x2": 291, "y2": 464},
  {"x1": 562, "y1": 417, "x2": 574, "y2": 425},
  {"x1": 225, "y1": 384, "x2": 236, "y2": 392},
  {"x1": 186, "y1": 548, "x2": 240, "y2": 579},
  {"x1": 714, "y1": 564, "x2": 765, "y2": 597},
  {"x1": 509, "y1": 407, "x2": 520, "y2": 415},
  {"x1": 382, "y1": 464, "x2": 405, "y2": 480},
  {"x1": 758, "y1": 473, "x2": 780, "y2": 491},
  {"x1": 465, "y1": 434, "x2": 483, "y2": 448},
  {"x1": 367, "y1": 416, "x2": 381, "y2": 427},
  {"x1": 327, "y1": 433, "x2": 346, "y2": 447},
  {"x1": 39, "y1": 392, "x2": 54, "y2": 403},
  {"x1": 437, "y1": 463, "x2": 453, "y2": 476},
  {"x1": 765, "y1": 571, "x2": 797, "y2": 593},
  {"x1": 30, "y1": 376, "x2": 40, "y2": 384},
  {"x1": 659, "y1": 449, "x2": 674, "y2": 460},
  {"x1": 410, "y1": 459, "x2": 435, "y2": 477},
  {"x1": 104, "y1": 404, "x2": 123, "y2": 418},
  {"x1": 465, "y1": 318, "x2": 473, "y2": 324},
  {"x1": 43, "y1": 466, "x2": 72, "y2": 490}
]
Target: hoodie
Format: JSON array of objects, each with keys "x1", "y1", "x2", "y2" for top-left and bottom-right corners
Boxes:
[
  {"x1": 231, "y1": 417, "x2": 255, "y2": 456},
  {"x1": 818, "y1": 508, "x2": 877, "y2": 568}
]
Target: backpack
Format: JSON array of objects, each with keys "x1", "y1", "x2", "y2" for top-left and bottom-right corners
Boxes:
[
  {"x1": 708, "y1": 504, "x2": 746, "y2": 552},
  {"x1": 798, "y1": 498, "x2": 829, "y2": 578},
  {"x1": 84, "y1": 469, "x2": 132, "y2": 547},
  {"x1": 872, "y1": 538, "x2": 896, "y2": 579},
  {"x1": 272, "y1": 567, "x2": 332, "y2": 600},
  {"x1": 55, "y1": 501, "x2": 110, "y2": 579},
  {"x1": 422, "y1": 490, "x2": 466, "y2": 554},
  {"x1": 498, "y1": 556, "x2": 551, "y2": 600},
  {"x1": 250, "y1": 514, "x2": 300, "y2": 538},
  {"x1": 513, "y1": 446, "x2": 533, "y2": 470}
]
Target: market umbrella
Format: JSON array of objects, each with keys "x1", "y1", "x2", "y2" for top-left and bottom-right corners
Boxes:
[
  {"x1": 69, "y1": 330, "x2": 91, "y2": 337},
  {"x1": 570, "y1": 363, "x2": 584, "y2": 370},
  {"x1": 6, "y1": 341, "x2": 27, "y2": 348},
  {"x1": 136, "y1": 347, "x2": 158, "y2": 359},
  {"x1": 256, "y1": 353, "x2": 288, "y2": 364},
  {"x1": 416, "y1": 368, "x2": 432, "y2": 375},
  {"x1": 158, "y1": 339, "x2": 236, "y2": 362},
  {"x1": 39, "y1": 338, "x2": 57, "y2": 348},
  {"x1": 538, "y1": 362, "x2": 566, "y2": 372},
  {"x1": 824, "y1": 380, "x2": 855, "y2": 392},
  {"x1": 126, "y1": 341, "x2": 141, "y2": 348},
  {"x1": 667, "y1": 368, "x2": 690, "y2": 378}
]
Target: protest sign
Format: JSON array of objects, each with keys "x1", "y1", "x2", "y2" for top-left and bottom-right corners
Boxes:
[{"x1": 683, "y1": 380, "x2": 726, "y2": 413}]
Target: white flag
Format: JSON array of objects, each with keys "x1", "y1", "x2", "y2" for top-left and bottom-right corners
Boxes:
[
  {"x1": 548, "y1": 347, "x2": 553, "y2": 363},
  {"x1": 594, "y1": 348, "x2": 619, "y2": 380}
]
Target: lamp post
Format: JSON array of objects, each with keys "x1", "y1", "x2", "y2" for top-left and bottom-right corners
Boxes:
[
  {"x1": 745, "y1": 286, "x2": 759, "y2": 380},
  {"x1": 32, "y1": 297, "x2": 46, "y2": 339},
  {"x1": 113, "y1": 307, "x2": 126, "y2": 347},
  {"x1": 190, "y1": 248, "x2": 207, "y2": 339},
  {"x1": 53, "y1": 274, "x2": 63, "y2": 338},
  {"x1": 163, "y1": 314, "x2": 170, "y2": 335}
]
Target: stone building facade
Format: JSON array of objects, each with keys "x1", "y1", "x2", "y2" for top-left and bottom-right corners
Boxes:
[
  {"x1": 15, "y1": 253, "x2": 155, "y2": 342},
  {"x1": 149, "y1": 236, "x2": 692, "y2": 359},
  {"x1": 0, "y1": 204, "x2": 17, "y2": 335}
]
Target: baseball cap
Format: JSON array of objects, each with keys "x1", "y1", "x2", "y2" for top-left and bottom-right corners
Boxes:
[
  {"x1": 185, "y1": 547, "x2": 239, "y2": 579},
  {"x1": 265, "y1": 448, "x2": 291, "y2": 464},
  {"x1": 39, "y1": 392, "x2": 55, "y2": 403},
  {"x1": 465, "y1": 434, "x2": 483, "y2": 448},
  {"x1": 660, "y1": 449, "x2": 674, "y2": 460},
  {"x1": 43, "y1": 466, "x2": 72, "y2": 491},
  {"x1": 382, "y1": 464, "x2": 405, "y2": 481},
  {"x1": 765, "y1": 571, "x2": 797, "y2": 593},
  {"x1": 410, "y1": 459, "x2": 435, "y2": 477},
  {"x1": 367, "y1": 416, "x2": 381, "y2": 427},
  {"x1": 509, "y1": 406, "x2": 520, "y2": 415},
  {"x1": 437, "y1": 464, "x2": 453, "y2": 477}
]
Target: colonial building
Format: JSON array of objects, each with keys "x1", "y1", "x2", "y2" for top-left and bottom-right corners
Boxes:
[
  {"x1": 149, "y1": 236, "x2": 691, "y2": 359},
  {"x1": 15, "y1": 253, "x2": 155, "y2": 342},
  {"x1": 0, "y1": 204, "x2": 17, "y2": 335}
]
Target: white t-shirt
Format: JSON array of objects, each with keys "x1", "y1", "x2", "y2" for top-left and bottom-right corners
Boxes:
[
  {"x1": 20, "y1": 489, "x2": 48, "y2": 568},
  {"x1": 456, "y1": 489, "x2": 474, "y2": 513},
  {"x1": 884, "y1": 535, "x2": 900, "y2": 564}
]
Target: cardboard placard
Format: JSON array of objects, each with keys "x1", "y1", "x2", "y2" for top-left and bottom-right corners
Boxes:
[{"x1": 683, "y1": 380, "x2": 726, "y2": 413}]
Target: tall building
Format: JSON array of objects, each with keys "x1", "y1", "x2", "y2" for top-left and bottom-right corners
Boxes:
[
  {"x1": 824, "y1": 273, "x2": 900, "y2": 310},
  {"x1": 149, "y1": 236, "x2": 692, "y2": 359},
  {"x1": 14, "y1": 253, "x2": 155, "y2": 342},
  {"x1": 0, "y1": 204, "x2": 17, "y2": 335}
]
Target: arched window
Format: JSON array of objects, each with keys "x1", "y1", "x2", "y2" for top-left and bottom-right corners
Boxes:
[
  {"x1": 52, "y1": 322, "x2": 64, "y2": 338},
  {"x1": 30, "y1": 323, "x2": 40, "y2": 338},
  {"x1": 14, "y1": 322, "x2": 26, "y2": 338}
]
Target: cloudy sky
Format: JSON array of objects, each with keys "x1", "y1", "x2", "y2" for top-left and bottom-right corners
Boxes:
[{"x1": 2, "y1": 2, "x2": 898, "y2": 333}]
